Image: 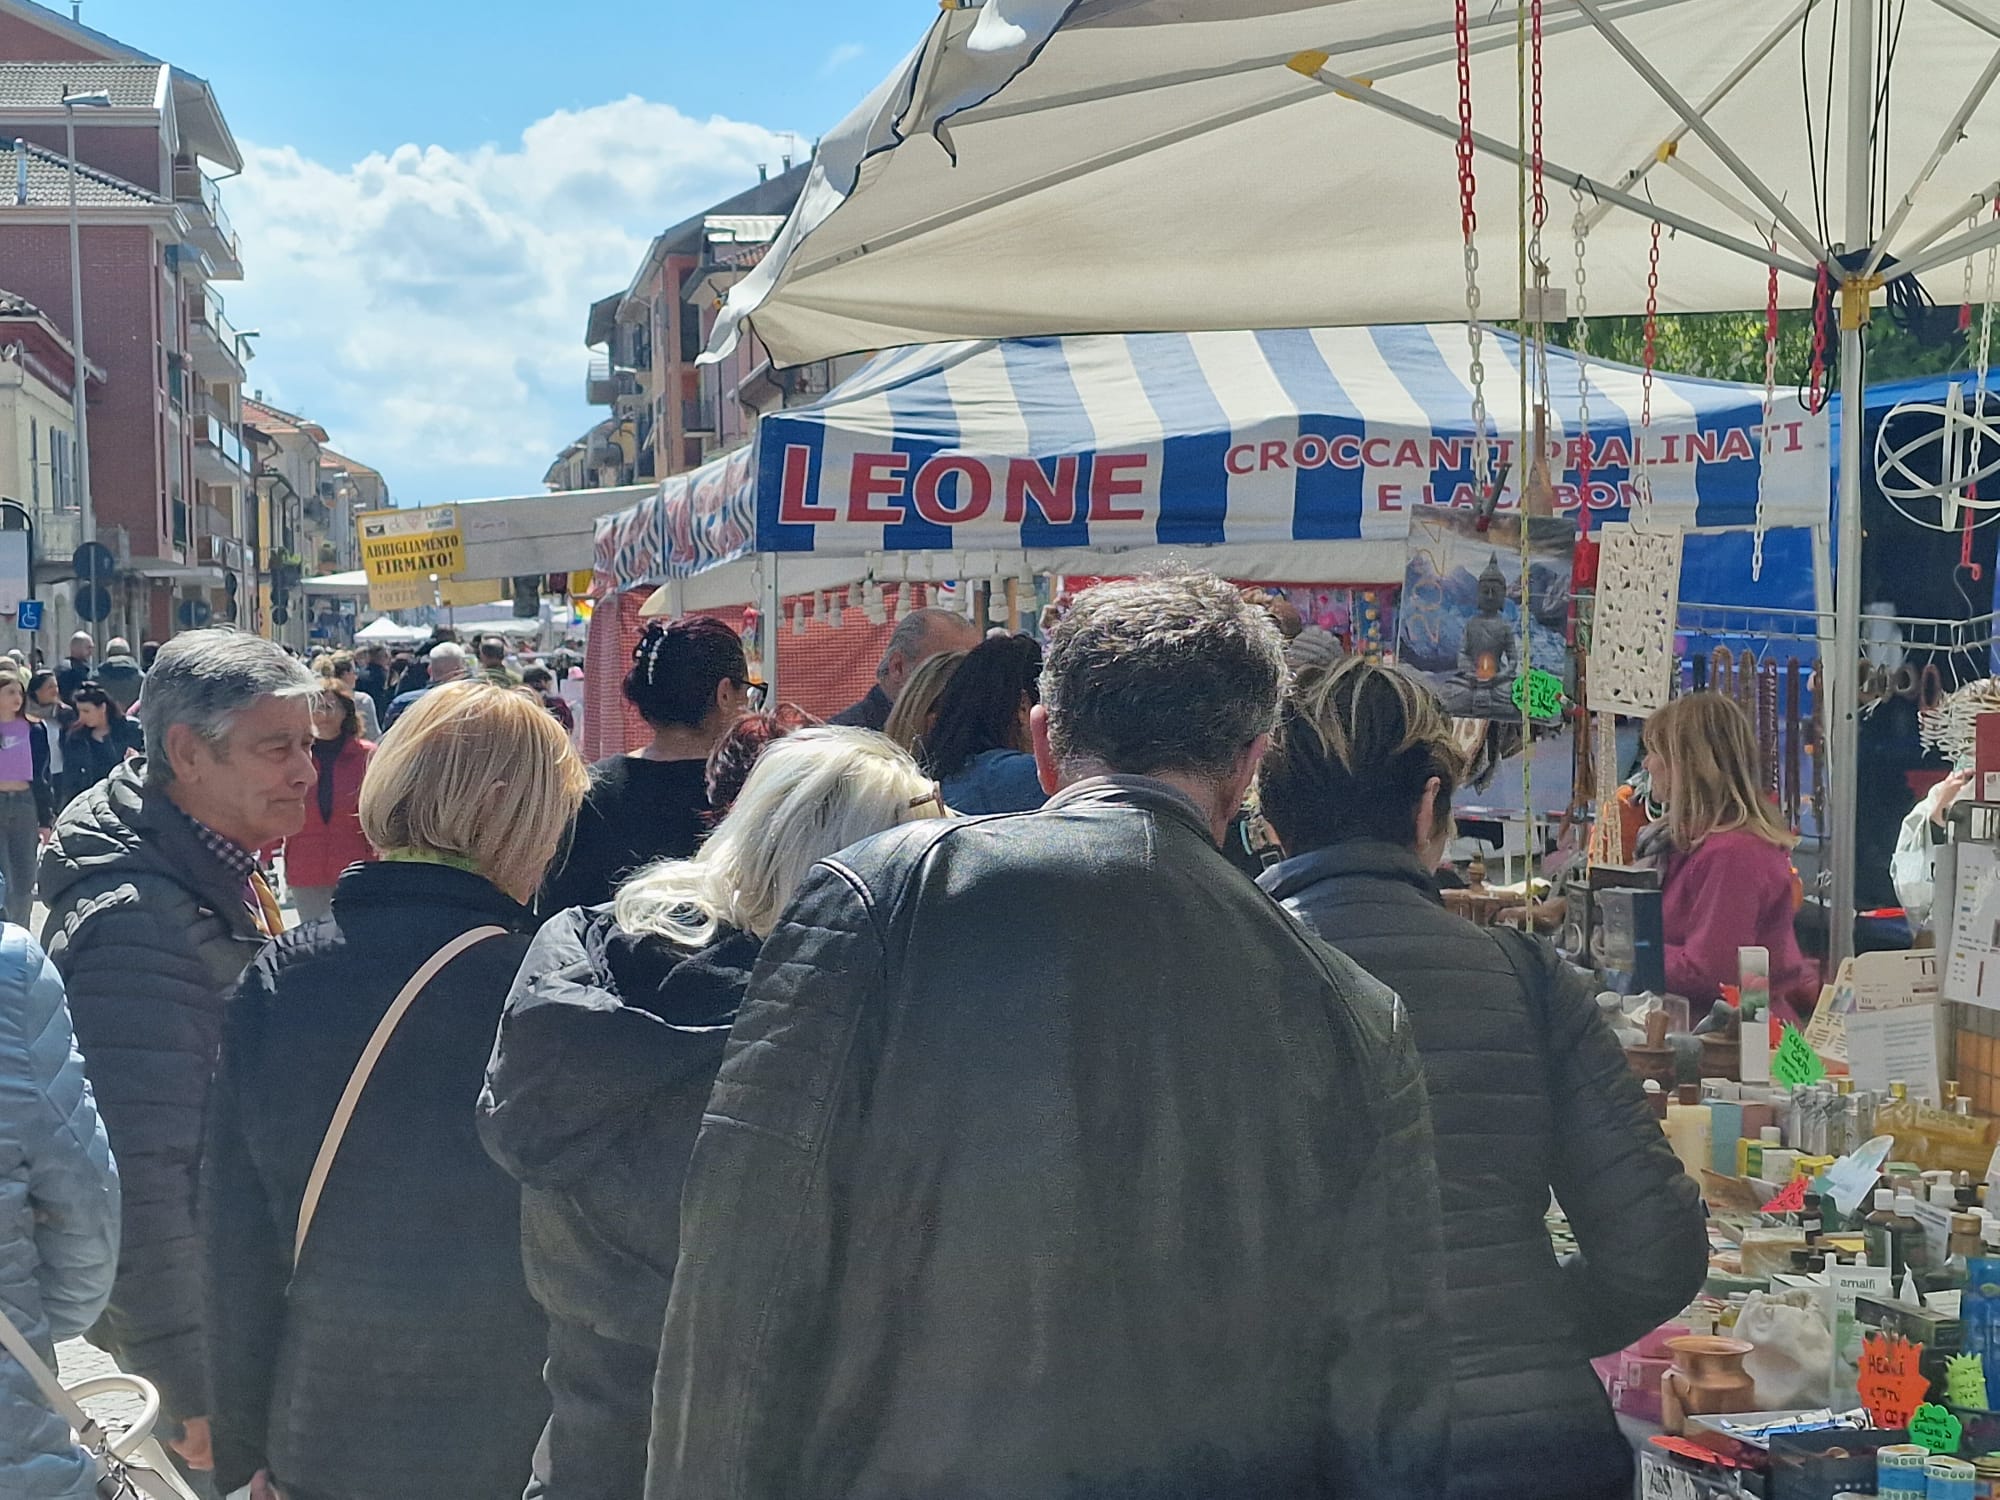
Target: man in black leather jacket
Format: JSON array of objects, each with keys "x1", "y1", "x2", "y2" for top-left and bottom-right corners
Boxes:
[{"x1": 649, "y1": 571, "x2": 1451, "y2": 1500}]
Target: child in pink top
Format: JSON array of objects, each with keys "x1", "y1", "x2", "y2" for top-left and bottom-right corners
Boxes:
[{"x1": 1644, "y1": 693, "x2": 1818, "y2": 1015}]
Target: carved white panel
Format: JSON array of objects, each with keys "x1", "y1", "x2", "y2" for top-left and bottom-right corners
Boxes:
[{"x1": 1590, "y1": 522, "x2": 1684, "y2": 717}]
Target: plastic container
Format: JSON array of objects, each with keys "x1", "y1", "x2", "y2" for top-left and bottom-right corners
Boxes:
[
  {"x1": 1927, "y1": 1453, "x2": 1975, "y2": 1499},
  {"x1": 1877, "y1": 1442, "x2": 1930, "y2": 1495}
]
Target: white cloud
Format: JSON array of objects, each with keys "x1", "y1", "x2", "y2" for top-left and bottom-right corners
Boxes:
[
  {"x1": 224, "y1": 97, "x2": 798, "y2": 504},
  {"x1": 820, "y1": 42, "x2": 865, "y2": 77}
]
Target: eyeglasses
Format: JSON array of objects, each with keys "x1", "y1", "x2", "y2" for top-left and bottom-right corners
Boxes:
[{"x1": 908, "y1": 783, "x2": 946, "y2": 815}]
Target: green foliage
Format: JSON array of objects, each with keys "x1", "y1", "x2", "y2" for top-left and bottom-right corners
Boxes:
[{"x1": 1536, "y1": 310, "x2": 1976, "y2": 388}]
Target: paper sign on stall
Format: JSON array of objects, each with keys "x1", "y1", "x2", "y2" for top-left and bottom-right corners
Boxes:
[
  {"x1": 1852, "y1": 950, "x2": 1941, "y2": 1010},
  {"x1": 1946, "y1": 842, "x2": 2000, "y2": 1009},
  {"x1": 1845, "y1": 1003, "x2": 1944, "y2": 1104},
  {"x1": 1860, "y1": 1333, "x2": 1932, "y2": 1430}
]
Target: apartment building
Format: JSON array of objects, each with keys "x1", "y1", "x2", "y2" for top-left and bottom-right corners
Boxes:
[
  {"x1": 0, "y1": 285, "x2": 98, "y2": 648},
  {"x1": 554, "y1": 162, "x2": 858, "y2": 494},
  {"x1": 0, "y1": 0, "x2": 251, "y2": 644}
]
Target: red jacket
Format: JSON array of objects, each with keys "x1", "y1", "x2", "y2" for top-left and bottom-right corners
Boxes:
[{"x1": 284, "y1": 736, "x2": 375, "y2": 888}]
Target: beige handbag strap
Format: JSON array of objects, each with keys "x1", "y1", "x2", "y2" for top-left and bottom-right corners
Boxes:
[{"x1": 294, "y1": 924, "x2": 508, "y2": 1266}]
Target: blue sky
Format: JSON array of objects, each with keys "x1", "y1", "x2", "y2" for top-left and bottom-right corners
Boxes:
[{"x1": 67, "y1": 0, "x2": 927, "y2": 505}]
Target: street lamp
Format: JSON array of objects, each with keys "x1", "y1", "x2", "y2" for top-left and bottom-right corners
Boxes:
[{"x1": 61, "y1": 88, "x2": 109, "y2": 648}]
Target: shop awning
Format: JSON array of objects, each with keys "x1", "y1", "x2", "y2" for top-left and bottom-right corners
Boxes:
[
  {"x1": 595, "y1": 323, "x2": 1830, "y2": 596},
  {"x1": 753, "y1": 323, "x2": 1830, "y2": 561}
]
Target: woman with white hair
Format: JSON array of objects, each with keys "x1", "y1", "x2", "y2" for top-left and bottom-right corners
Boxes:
[{"x1": 480, "y1": 726, "x2": 943, "y2": 1500}]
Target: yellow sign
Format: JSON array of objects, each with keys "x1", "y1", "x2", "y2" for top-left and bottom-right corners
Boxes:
[
  {"x1": 366, "y1": 575, "x2": 504, "y2": 612},
  {"x1": 357, "y1": 506, "x2": 463, "y2": 587}
]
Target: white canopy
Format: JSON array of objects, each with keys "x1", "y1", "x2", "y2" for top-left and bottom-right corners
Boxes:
[
  {"x1": 710, "y1": 0, "x2": 2000, "y2": 367},
  {"x1": 354, "y1": 616, "x2": 428, "y2": 644}
]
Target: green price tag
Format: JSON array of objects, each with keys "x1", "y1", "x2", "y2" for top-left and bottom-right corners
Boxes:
[
  {"x1": 1946, "y1": 1353, "x2": 1988, "y2": 1410},
  {"x1": 1909, "y1": 1401, "x2": 1964, "y2": 1453},
  {"x1": 1509, "y1": 667, "x2": 1566, "y2": 722},
  {"x1": 1771, "y1": 1023, "x2": 1826, "y2": 1087}
]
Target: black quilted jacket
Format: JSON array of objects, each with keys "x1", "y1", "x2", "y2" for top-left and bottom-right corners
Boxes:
[
  {"x1": 1260, "y1": 840, "x2": 1707, "y2": 1500},
  {"x1": 36, "y1": 761, "x2": 270, "y2": 1424},
  {"x1": 201, "y1": 859, "x2": 547, "y2": 1500},
  {"x1": 649, "y1": 777, "x2": 1453, "y2": 1500}
]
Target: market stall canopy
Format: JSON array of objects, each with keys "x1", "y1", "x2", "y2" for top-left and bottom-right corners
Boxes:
[
  {"x1": 598, "y1": 323, "x2": 1830, "y2": 599},
  {"x1": 354, "y1": 616, "x2": 428, "y2": 644},
  {"x1": 707, "y1": 0, "x2": 2000, "y2": 367}
]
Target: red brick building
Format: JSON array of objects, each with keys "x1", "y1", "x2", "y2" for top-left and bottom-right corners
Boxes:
[{"x1": 0, "y1": 0, "x2": 250, "y2": 644}]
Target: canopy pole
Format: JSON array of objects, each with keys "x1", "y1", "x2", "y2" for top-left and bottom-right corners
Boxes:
[
  {"x1": 1581, "y1": 0, "x2": 1822, "y2": 233},
  {"x1": 1829, "y1": 0, "x2": 1874, "y2": 971},
  {"x1": 761, "y1": 554, "x2": 780, "y2": 702},
  {"x1": 1296, "y1": 63, "x2": 1821, "y2": 281},
  {"x1": 1573, "y1": 0, "x2": 1829, "y2": 261}
]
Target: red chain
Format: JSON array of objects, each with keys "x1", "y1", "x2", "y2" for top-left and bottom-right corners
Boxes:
[
  {"x1": 1530, "y1": 0, "x2": 1546, "y2": 238},
  {"x1": 1808, "y1": 264, "x2": 1830, "y2": 412},
  {"x1": 1766, "y1": 260, "x2": 1780, "y2": 348},
  {"x1": 1455, "y1": 0, "x2": 1477, "y2": 241}
]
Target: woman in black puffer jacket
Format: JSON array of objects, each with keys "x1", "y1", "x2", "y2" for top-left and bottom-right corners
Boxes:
[
  {"x1": 202, "y1": 683, "x2": 590, "y2": 1500},
  {"x1": 480, "y1": 726, "x2": 944, "y2": 1500},
  {"x1": 1256, "y1": 657, "x2": 1707, "y2": 1500}
]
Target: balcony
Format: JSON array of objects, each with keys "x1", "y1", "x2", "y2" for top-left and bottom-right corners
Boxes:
[
  {"x1": 585, "y1": 353, "x2": 641, "y2": 408},
  {"x1": 682, "y1": 395, "x2": 717, "y2": 435},
  {"x1": 189, "y1": 288, "x2": 245, "y2": 383},
  {"x1": 31, "y1": 510, "x2": 81, "y2": 573},
  {"x1": 174, "y1": 162, "x2": 242, "y2": 279},
  {"x1": 194, "y1": 398, "x2": 251, "y2": 487}
]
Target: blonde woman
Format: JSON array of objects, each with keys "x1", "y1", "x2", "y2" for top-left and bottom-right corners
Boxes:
[
  {"x1": 882, "y1": 648, "x2": 966, "y2": 754},
  {"x1": 203, "y1": 683, "x2": 589, "y2": 1500},
  {"x1": 480, "y1": 727, "x2": 942, "y2": 1500},
  {"x1": 1639, "y1": 690, "x2": 1816, "y2": 1011}
]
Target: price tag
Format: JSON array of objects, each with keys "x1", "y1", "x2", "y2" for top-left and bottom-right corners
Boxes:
[
  {"x1": 1859, "y1": 1333, "x2": 1931, "y2": 1430},
  {"x1": 1761, "y1": 1176, "x2": 1808, "y2": 1215},
  {"x1": 1772, "y1": 1023, "x2": 1828, "y2": 1087},
  {"x1": 1509, "y1": 667, "x2": 1566, "y2": 722},
  {"x1": 1909, "y1": 1402, "x2": 1963, "y2": 1453},
  {"x1": 1946, "y1": 1352, "x2": 1988, "y2": 1410}
]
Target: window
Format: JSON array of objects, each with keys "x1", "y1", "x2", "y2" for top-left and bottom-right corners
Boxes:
[
  {"x1": 27, "y1": 421, "x2": 37, "y2": 506},
  {"x1": 49, "y1": 429, "x2": 71, "y2": 510}
]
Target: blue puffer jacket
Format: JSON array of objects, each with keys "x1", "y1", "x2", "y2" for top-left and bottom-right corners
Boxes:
[{"x1": 0, "y1": 924, "x2": 121, "y2": 1499}]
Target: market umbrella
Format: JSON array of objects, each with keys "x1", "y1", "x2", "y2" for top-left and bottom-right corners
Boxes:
[
  {"x1": 706, "y1": 0, "x2": 2000, "y2": 965},
  {"x1": 711, "y1": 0, "x2": 2000, "y2": 366}
]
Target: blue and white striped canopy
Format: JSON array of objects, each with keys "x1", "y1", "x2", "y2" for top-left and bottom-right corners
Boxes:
[{"x1": 753, "y1": 324, "x2": 1830, "y2": 559}]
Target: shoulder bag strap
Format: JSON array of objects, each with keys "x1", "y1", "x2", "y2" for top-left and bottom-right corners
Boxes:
[
  {"x1": 294, "y1": 924, "x2": 509, "y2": 1267},
  {"x1": 0, "y1": 1299, "x2": 96, "y2": 1439}
]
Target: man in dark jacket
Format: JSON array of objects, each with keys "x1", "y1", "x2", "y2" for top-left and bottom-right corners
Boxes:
[
  {"x1": 829, "y1": 605, "x2": 980, "y2": 728},
  {"x1": 649, "y1": 571, "x2": 1451, "y2": 1500},
  {"x1": 93, "y1": 637, "x2": 145, "y2": 715},
  {"x1": 1256, "y1": 656, "x2": 1707, "y2": 1500},
  {"x1": 37, "y1": 630, "x2": 318, "y2": 1482},
  {"x1": 354, "y1": 646, "x2": 394, "y2": 720}
]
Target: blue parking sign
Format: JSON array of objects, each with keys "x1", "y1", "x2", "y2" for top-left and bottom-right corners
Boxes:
[{"x1": 16, "y1": 601, "x2": 43, "y2": 631}]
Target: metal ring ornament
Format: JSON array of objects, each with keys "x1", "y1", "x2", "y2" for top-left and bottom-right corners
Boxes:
[{"x1": 1873, "y1": 394, "x2": 2000, "y2": 532}]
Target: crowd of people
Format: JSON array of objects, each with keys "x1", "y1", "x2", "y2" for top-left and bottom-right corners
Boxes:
[{"x1": 0, "y1": 576, "x2": 1717, "y2": 1500}]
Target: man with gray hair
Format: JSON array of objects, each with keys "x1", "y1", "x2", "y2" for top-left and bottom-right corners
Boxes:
[
  {"x1": 383, "y1": 638, "x2": 467, "y2": 731},
  {"x1": 830, "y1": 606, "x2": 982, "y2": 730},
  {"x1": 649, "y1": 571, "x2": 1450, "y2": 1500},
  {"x1": 38, "y1": 629, "x2": 318, "y2": 1483}
]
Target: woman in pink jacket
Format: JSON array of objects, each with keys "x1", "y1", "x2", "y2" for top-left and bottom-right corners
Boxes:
[
  {"x1": 1643, "y1": 691, "x2": 1816, "y2": 1015},
  {"x1": 283, "y1": 690, "x2": 375, "y2": 924}
]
